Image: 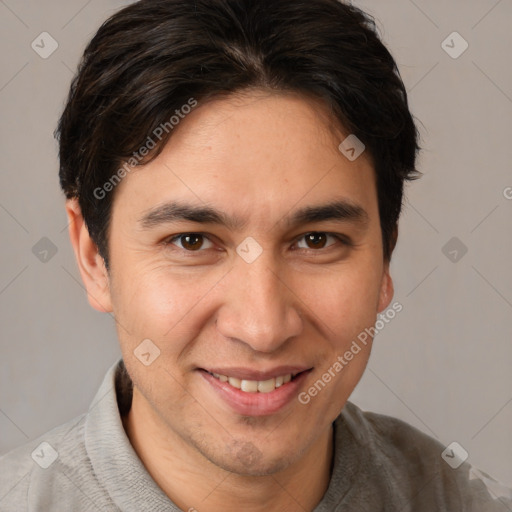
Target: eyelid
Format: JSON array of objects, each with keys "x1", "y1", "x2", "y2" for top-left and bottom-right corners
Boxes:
[
  {"x1": 294, "y1": 232, "x2": 351, "y2": 250},
  {"x1": 166, "y1": 232, "x2": 215, "y2": 251}
]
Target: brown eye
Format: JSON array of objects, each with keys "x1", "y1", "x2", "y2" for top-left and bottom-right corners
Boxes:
[
  {"x1": 296, "y1": 232, "x2": 345, "y2": 251},
  {"x1": 305, "y1": 233, "x2": 327, "y2": 249},
  {"x1": 168, "y1": 233, "x2": 214, "y2": 251},
  {"x1": 181, "y1": 234, "x2": 203, "y2": 250}
]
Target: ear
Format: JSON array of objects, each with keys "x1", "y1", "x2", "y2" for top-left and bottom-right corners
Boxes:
[
  {"x1": 377, "y1": 224, "x2": 397, "y2": 313},
  {"x1": 377, "y1": 261, "x2": 394, "y2": 313},
  {"x1": 65, "y1": 198, "x2": 113, "y2": 313}
]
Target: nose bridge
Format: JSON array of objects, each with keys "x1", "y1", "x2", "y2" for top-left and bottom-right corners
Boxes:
[{"x1": 216, "y1": 252, "x2": 303, "y2": 353}]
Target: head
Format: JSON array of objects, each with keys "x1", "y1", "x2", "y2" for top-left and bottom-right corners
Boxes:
[{"x1": 57, "y1": 0, "x2": 420, "y2": 476}]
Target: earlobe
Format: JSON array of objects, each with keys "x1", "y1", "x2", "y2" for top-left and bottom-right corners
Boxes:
[
  {"x1": 65, "y1": 198, "x2": 113, "y2": 313},
  {"x1": 377, "y1": 263, "x2": 394, "y2": 313},
  {"x1": 377, "y1": 225, "x2": 397, "y2": 312}
]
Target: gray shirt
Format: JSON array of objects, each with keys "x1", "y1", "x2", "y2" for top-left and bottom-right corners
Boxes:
[{"x1": 1, "y1": 358, "x2": 511, "y2": 511}]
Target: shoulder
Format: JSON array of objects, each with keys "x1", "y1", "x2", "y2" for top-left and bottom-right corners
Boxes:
[
  {"x1": 0, "y1": 413, "x2": 85, "y2": 510},
  {"x1": 338, "y1": 402, "x2": 512, "y2": 511},
  {"x1": 0, "y1": 412, "x2": 119, "y2": 512}
]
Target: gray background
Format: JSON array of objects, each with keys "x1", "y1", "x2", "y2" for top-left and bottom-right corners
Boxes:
[{"x1": 1, "y1": 0, "x2": 511, "y2": 486}]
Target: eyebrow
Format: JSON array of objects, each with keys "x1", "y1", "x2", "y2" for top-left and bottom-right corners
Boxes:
[{"x1": 138, "y1": 199, "x2": 369, "y2": 231}]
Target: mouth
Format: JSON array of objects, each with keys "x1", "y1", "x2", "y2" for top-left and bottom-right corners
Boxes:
[
  {"x1": 203, "y1": 370, "x2": 305, "y2": 393},
  {"x1": 197, "y1": 366, "x2": 313, "y2": 416}
]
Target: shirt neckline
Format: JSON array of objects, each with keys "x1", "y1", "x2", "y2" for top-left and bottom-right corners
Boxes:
[
  {"x1": 84, "y1": 358, "x2": 180, "y2": 511},
  {"x1": 85, "y1": 358, "x2": 363, "y2": 511}
]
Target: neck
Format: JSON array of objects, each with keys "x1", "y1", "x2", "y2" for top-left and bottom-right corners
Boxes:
[{"x1": 122, "y1": 387, "x2": 334, "y2": 512}]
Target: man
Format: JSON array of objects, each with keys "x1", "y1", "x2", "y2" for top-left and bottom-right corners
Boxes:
[{"x1": 1, "y1": 0, "x2": 510, "y2": 510}]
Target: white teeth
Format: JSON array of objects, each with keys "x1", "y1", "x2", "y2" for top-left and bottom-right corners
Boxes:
[
  {"x1": 241, "y1": 380, "x2": 258, "y2": 392},
  {"x1": 210, "y1": 372, "x2": 294, "y2": 392},
  {"x1": 257, "y1": 378, "x2": 276, "y2": 393},
  {"x1": 228, "y1": 377, "x2": 241, "y2": 389}
]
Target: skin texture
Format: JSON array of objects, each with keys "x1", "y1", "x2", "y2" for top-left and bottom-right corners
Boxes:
[{"x1": 66, "y1": 89, "x2": 394, "y2": 511}]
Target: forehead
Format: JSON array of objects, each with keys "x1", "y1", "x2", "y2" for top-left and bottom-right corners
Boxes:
[
  {"x1": 112, "y1": 90, "x2": 378, "y2": 225},
  {"x1": 169, "y1": 89, "x2": 350, "y2": 165}
]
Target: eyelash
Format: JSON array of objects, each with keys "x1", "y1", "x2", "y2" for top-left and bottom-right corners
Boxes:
[{"x1": 164, "y1": 232, "x2": 351, "y2": 253}]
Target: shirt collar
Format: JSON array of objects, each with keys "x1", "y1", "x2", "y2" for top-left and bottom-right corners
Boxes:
[
  {"x1": 84, "y1": 358, "x2": 360, "y2": 511},
  {"x1": 84, "y1": 358, "x2": 179, "y2": 511}
]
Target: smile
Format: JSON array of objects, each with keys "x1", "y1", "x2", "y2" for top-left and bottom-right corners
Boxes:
[
  {"x1": 207, "y1": 371, "x2": 297, "y2": 393},
  {"x1": 199, "y1": 367, "x2": 312, "y2": 416}
]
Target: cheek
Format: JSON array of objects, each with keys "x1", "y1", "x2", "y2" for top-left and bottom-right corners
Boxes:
[
  {"x1": 318, "y1": 265, "x2": 382, "y2": 400},
  {"x1": 109, "y1": 266, "x2": 203, "y2": 411},
  {"x1": 110, "y1": 263, "x2": 226, "y2": 359},
  {"x1": 111, "y1": 261, "x2": 176, "y2": 327},
  {"x1": 303, "y1": 262, "x2": 383, "y2": 340}
]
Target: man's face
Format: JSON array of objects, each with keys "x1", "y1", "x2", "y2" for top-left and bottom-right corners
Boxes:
[{"x1": 101, "y1": 90, "x2": 393, "y2": 475}]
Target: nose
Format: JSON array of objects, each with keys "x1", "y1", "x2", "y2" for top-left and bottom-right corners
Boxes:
[{"x1": 215, "y1": 254, "x2": 303, "y2": 353}]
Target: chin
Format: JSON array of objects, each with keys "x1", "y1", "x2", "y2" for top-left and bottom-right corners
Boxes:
[{"x1": 202, "y1": 438, "x2": 298, "y2": 476}]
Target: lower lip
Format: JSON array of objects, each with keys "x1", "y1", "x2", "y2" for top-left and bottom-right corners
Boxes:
[{"x1": 199, "y1": 370, "x2": 311, "y2": 417}]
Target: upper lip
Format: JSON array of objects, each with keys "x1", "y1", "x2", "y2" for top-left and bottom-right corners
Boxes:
[{"x1": 200, "y1": 366, "x2": 312, "y2": 381}]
